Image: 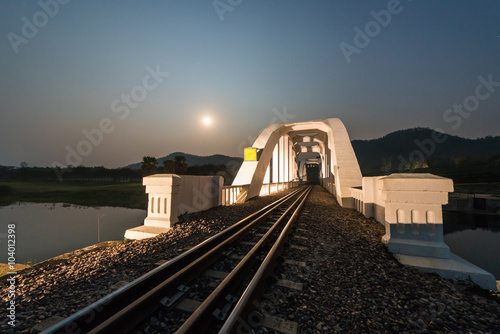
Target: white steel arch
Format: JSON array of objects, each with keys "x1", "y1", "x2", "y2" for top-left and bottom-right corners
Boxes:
[{"x1": 232, "y1": 118, "x2": 362, "y2": 207}]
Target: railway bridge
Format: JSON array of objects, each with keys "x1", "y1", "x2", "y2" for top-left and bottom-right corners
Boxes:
[
  {"x1": 124, "y1": 118, "x2": 496, "y2": 290},
  {"x1": 41, "y1": 118, "x2": 497, "y2": 334}
]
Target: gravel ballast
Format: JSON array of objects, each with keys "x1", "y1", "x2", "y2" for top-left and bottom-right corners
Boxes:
[
  {"x1": 2, "y1": 185, "x2": 499, "y2": 333},
  {"x1": 258, "y1": 186, "x2": 500, "y2": 333},
  {"x1": 0, "y1": 189, "x2": 296, "y2": 333}
]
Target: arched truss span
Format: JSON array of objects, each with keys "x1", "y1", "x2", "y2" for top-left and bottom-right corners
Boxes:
[{"x1": 232, "y1": 118, "x2": 362, "y2": 207}]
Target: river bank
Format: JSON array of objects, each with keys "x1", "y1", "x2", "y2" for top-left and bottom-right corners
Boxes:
[
  {"x1": 0, "y1": 181, "x2": 147, "y2": 209},
  {"x1": 0, "y1": 241, "x2": 124, "y2": 280}
]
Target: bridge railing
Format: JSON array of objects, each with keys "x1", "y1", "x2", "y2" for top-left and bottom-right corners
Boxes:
[
  {"x1": 350, "y1": 186, "x2": 364, "y2": 213},
  {"x1": 221, "y1": 185, "x2": 248, "y2": 206},
  {"x1": 258, "y1": 181, "x2": 300, "y2": 196},
  {"x1": 222, "y1": 181, "x2": 300, "y2": 206},
  {"x1": 320, "y1": 174, "x2": 336, "y2": 197}
]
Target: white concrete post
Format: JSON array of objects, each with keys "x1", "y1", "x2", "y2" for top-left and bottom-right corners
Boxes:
[
  {"x1": 379, "y1": 174, "x2": 453, "y2": 259},
  {"x1": 143, "y1": 174, "x2": 181, "y2": 228},
  {"x1": 272, "y1": 143, "x2": 279, "y2": 183},
  {"x1": 279, "y1": 136, "x2": 285, "y2": 182},
  {"x1": 288, "y1": 138, "x2": 293, "y2": 181}
]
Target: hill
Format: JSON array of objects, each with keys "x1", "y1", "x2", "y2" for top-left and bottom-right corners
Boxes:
[
  {"x1": 351, "y1": 128, "x2": 500, "y2": 181},
  {"x1": 125, "y1": 152, "x2": 243, "y2": 170}
]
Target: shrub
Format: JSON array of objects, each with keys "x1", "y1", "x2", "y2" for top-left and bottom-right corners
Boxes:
[{"x1": 0, "y1": 185, "x2": 14, "y2": 196}]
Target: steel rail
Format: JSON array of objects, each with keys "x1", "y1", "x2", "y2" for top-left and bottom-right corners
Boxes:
[
  {"x1": 175, "y1": 185, "x2": 312, "y2": 333},
  {"x1": 41, "y1": 186, "x2": 305, "y2": 334},
  {"x1": 219, "y1": 186, "x2": 313, "y2": 333},
  {"x1": 89, "y1": 186, "x2": 310, "y2": 334}
]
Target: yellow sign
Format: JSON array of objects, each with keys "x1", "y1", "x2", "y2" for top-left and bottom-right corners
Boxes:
[{"x1": 244, "y1": 147, "x2": 258, "y2": 161}]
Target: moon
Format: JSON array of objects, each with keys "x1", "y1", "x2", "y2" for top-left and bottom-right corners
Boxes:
[{"x1": 203, "y1": 117, "x2": 212, "y2": 126}]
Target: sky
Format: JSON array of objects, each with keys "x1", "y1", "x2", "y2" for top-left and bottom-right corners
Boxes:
[{"x1": 1, "y1": 0, "x2": 499, "y2": 168}]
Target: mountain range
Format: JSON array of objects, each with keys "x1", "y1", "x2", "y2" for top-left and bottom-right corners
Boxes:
[
  {"x1": 351, "y1": 128, "x2": 500, "y2": 175},
  {"x1": 125, "y1": 128, "x2": 500, "y2": 178}
]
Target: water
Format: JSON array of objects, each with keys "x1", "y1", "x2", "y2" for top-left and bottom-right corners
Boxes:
[
  {"x1": 0, "y1": 203, "x2": 146, "y2": 264},
  {"x1": 1, "y1": 202, "x2": 498, "y2": 280},
  {"x1": 443, "y1": 211, "x2": 500, "y2": 279}
]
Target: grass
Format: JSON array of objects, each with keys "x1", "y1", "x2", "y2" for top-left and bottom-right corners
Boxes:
[
  {"x1": 0, "y1": 181, "x2": 147, "y2": 209},
  {"x1": 0, "y1": 263, "x2": 30, "y2": 277}
]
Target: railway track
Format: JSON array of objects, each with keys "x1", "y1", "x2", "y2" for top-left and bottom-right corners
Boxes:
[{"x1": 42, "y1": 185, "x2": 312, "y2": 334}]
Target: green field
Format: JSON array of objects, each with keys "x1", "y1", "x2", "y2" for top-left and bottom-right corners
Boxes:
[
  {"x1": 0, "y1": 181, "x2": 147, "y2": 209},
  {"x1": 1, "y1": 180, "x2": 498, "y2": 209}
]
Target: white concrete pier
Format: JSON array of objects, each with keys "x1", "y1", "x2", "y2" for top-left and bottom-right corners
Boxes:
[
  {"x1": 125, "y1": 174, "x2": 223, "y2": 240},
  {"x1": 350, "y1": 173, "x2": 496, "y2": 290}
]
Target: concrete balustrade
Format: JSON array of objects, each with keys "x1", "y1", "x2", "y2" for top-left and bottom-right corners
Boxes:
[
  {"x1": 350, "y1": 173, "x2": 497, "y2": 290},
  {"x1": 220, "y1": 181, "x2": 300, "y2": 205},
  {"x1": 258, "y1": 181, "x2": 300, "y2": 197},
  {"x1": 221, "y1": 185, "x2": 247, "y2": 205}
]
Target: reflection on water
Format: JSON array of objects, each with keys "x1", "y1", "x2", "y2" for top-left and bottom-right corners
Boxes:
[
  {"x1": 443, "y1": 211, "x2": 500, "y2": 279},
  {"x1": 0, "y1": 203, "x2": 146, "y2": 264}
]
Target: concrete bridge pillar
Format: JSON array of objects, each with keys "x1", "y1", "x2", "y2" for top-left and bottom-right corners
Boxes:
[
  {"x1": 125, "y1": 174, "x2": 222, "y2": 240},
  {"x1": 380, "y1": 174, "x2": 452, "y2": 258},
  {"x1": 143, "y1": 174, "x2": 181, "y2": 228},
  {"x1": 352, "y1": 173, "x2": 497, "y2": 290}
]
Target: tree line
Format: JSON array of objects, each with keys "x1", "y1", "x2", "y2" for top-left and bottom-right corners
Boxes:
[
  {"x1": 141, "y1": 155, "x2": 236, "y2": 185},
  {"x1": 0, "y1": 155, "x2": 238, "y2": 185},
  {"x1": 0, "y1": 165, "x2": 141, "y2": 182}
]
